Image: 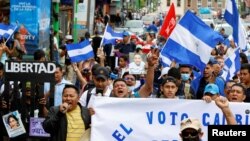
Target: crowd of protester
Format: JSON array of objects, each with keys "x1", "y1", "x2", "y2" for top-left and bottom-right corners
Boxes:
[{"x1": 0, "y1": 9, "x2": 250, "y2": 141}]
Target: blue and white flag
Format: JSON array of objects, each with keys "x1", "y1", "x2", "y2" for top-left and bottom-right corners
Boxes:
[
  {"x1": 161, "y1": 10, "x2": 223, "y2": 72},
  {"x1": 224, "y1": 0, "x2": 247, "y2": 50},
  {"x1": 222, "y1": 48, "x2": 240, "y2": 81},
  {"x1": 102, "y1": 25, "x2": 123, "y2": 46},
  {"x1": 0, "y1": 23, "x2": 16, "y2": 39},
  {"x1": 159, "y1": 54, "x2": 171, "y2": 67},
  {"x1": 66, "y1": 40, "x2": 94, "y2": 63}
]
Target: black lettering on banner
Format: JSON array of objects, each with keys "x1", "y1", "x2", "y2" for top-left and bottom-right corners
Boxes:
[{"x1": 208, "y1": 125, "x2": 250, "y2": 141}]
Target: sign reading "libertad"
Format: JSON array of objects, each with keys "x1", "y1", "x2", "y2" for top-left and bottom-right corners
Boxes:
[{"x1": 4, "y1": 60, "x2": 56, "y2": 82}]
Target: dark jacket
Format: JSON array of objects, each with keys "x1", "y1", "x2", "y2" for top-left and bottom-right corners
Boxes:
[{"x1": 42, "y1": 103, "x2": 91, "y2": 141}]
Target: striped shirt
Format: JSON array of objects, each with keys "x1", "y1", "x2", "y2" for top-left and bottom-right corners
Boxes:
[{"x1": 66, "y1": 105, "x2": 85, "y2": 141}]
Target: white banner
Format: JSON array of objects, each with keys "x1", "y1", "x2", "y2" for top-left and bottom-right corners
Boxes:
[{"x1": 91, "y1": 97, "x2": 250, "y2": 141}]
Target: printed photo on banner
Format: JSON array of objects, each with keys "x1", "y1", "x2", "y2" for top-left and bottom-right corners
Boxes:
[
  {"x1": 129, "y1": 53, "x2": 146, "y2": 75},
  {"x1": 2, "y1": 110, "x2": 26, "y2": 138},
  {"x1": 29, "y1": 117, "x2": 50, "y2": 137}
]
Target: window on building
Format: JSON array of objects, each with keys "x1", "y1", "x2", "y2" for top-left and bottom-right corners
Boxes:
[
  {"x1": 167, "y1": 0, "x2": 170, "y2": 6},
  {"x1": 218, "y1": 2, "x2": 222, "y2": 8},
  {"x1": 177, "y1": 0, "x2": 181, "y2": 7},
  {"x1": 208, "y1": 0, "x2": 212, "y2": 7},
  {"x1": 197, "y1": 0, "x2": 202, "y2": 8},
  {"x1": 187, "y1": 0, "x2": 191, "y2": 7}
]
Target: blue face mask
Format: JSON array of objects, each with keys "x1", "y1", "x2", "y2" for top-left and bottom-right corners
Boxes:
[{"x1": 181, "y1": 73, "x2": 190, "y2": 81}]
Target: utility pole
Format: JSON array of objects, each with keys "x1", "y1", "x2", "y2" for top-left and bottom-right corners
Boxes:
[
  {"x1": 53, "y1": 1, "x2": 60, "y2": 35},
  {"x1": 51, "y1": 0, "x2": 60, "y2": 61},
  {"x1": 73, "y1": 0, "x2": 79, "y2": 42}
]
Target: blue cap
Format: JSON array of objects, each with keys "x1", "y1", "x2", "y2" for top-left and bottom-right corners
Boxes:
[
  {"x1": 204, "y1": 83, "x2": 219, "y2": 95},
  {"x1": 123, "y1": 31, "x2": 130, "y2": 37}
]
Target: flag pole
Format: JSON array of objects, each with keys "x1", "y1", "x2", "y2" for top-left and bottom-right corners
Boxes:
[
  {"x1": 99, "y1": 23, "x2": 108, "y2": 48},
  {"x1": 5, "y1": 21, "x2": 19, "y2": 44}
]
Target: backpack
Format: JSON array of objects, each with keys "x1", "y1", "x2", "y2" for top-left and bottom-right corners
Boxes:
[
  {"x1": 86, "y1": 87, "x2": 94, "y2": 106},
  {"x1": 85, "y1": 87, "x2": 111, "y2": 106}
]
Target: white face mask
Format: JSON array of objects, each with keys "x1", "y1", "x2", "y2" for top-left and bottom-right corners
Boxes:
[{"x1": 181, "y1": 73, "x2": 190, "y2": 81}]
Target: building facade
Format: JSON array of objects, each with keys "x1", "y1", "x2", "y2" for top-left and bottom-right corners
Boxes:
[{"x1": 159, "y1": 0, "x2": 227, "y2": 18}]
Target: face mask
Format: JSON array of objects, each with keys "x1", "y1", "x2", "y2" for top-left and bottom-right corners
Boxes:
[{"x1": 181, "y1": 73, "x2": 190, "y2": 81}]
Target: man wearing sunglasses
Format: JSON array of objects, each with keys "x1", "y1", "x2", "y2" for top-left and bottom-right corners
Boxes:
[{"x1": 179, "y1": 96, "x2": 236, "y2": 141}]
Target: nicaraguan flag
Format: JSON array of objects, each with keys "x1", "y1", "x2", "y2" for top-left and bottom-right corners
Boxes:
[
  {"x1": 160, "y1": 54, "x2": 171, "y2": 67},
  {"x1": 0, "y1": 23, "x2": 16, "y2": 39},
  {"x1": 66, "y1": 40, "x2": 94, "y2": 63},
  {"x1": 224, "y1": 0, "x2": 247, "y2": 50},
  {"x1": 161, "y1": 10, "x2": 223, "y2": 72},
  {"x1": 102, "y1": 25, "x2": 123, "y2": 45},
  {"x1": 222, "y1": 48, "x2": 240, "y2": 81}
]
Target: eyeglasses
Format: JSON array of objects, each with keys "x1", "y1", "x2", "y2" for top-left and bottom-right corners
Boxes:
[
  {"x1": 182, "y1": 131, "x2": 199, "y2": 138},
  {"x1": 124, "y1": 77, "x2": 135, "y2": 81}
]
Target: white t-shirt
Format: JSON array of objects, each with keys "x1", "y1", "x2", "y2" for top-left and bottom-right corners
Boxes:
[
  {"x1": 129, "y1": 62, "x2": 146, "y2": 74},
  {"x1": 53, "y1": 36, "x2": 59, "y2": 50},
  {"x1": 79, "y1": 87, "x2": 112, "y2": 108}
]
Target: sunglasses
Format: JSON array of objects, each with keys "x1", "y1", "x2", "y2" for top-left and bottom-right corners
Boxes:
[
  {"x1": 124, "y1": 77, "x2": 135, "y2": 81},
  {"x1": 182, "y1": 131, "x2": 199, "y2": 138}
]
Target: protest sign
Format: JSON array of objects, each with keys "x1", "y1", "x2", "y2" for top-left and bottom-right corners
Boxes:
[
  {"x1": 2, "y1": 110, "x2": 26, "y2": 138},
  {"x1": 91, "y1": 97, "x2": 250, "y2": 141},
  {"x1": 29, "y1": 117, "x2": 50, "y2": 137},
  {"x1": 128, "y1": 53, "x2": 147, "y2": 75}
]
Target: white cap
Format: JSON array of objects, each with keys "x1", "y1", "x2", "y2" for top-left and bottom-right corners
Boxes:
[
  {"x1": 65, "y1": 35, "x2": 73, "y2": 40},
  {"x1": 158, "y1": 67, "x2": 170, "y2": 79},
  {"x1": 180, "y1": 118, "x2": 202, "y2": 132}
]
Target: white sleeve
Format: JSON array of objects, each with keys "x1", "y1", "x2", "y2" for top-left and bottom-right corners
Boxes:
[
  {"x1": 44, "y1": 82, "x2": 50, "y2": 94},
  {"x1": 79, "y1": 90, "x2": 88, "y2": 107},
  {"x1": 87, "y1": 95, "x2": 95, "y2": 108},
  {"x1": 0, "y1": 84, "x2": 4, "y2": 96}
]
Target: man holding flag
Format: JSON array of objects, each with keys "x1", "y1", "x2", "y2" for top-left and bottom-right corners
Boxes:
[{"x1": 114, "y1": 31, "x2": 136, "y2": 55}]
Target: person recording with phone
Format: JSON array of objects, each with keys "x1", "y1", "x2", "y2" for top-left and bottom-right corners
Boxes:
[{"x1": 43, "y1": 84, "x2": 91, "y2": 141}]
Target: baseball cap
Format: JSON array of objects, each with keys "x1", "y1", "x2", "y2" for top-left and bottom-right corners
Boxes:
[
  {"x1": 180, "y1": 118, "x2": 202, "y2": 132},
  {"x1": 65, "y1": 35, "x2": 73, "y2": 40},
  {"x1": 94, "y1": 67, "x2": 109, "y2": 80},
  {"x1": 204, "y1": 83, "x2": 219, "y2": 95},
  {"x1": 161, "y1": 76, "x2": 178, "y2": 86},
  {"x1": 123, "y1": 31, "x2": 130, "y2": 37}
]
